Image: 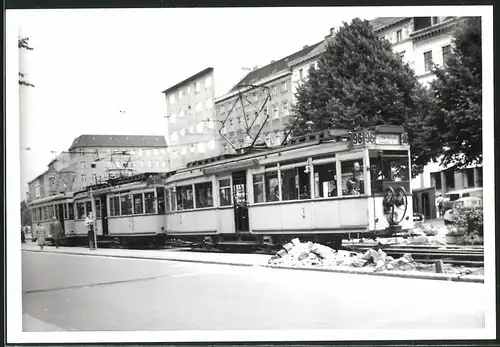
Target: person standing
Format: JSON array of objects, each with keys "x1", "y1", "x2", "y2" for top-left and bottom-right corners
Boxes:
[
  {"x1": 85, "y1": 212, "x2": 96, "y2": 250},
  {"x1": 21, "y1": 225, "x2": 26, "y2": 243},
  {"x1": 34, "y1": 222, "x2": 47, "y2": 250},
  {"x1": 50, "y1": 216, "x2": 64, "y2": 248}
]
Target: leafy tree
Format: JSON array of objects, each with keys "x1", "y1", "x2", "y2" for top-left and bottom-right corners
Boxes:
[
  {"x1": 427, "y1": 17, "x2": 482, "y2": 170},
  {"x1": 18, "y1": 37, "x2": 35, "y2": 87},
  {"x1": 20, "y1": 200, "x2": 32, "y2": 226},
  {"x1": 290, "y1": 18, "x2": 435, "y2": 176}
]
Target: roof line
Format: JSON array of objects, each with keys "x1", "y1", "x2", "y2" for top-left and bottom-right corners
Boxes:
[{"x1": 161, "y1": 67, "x2": 214, "y2": 95}]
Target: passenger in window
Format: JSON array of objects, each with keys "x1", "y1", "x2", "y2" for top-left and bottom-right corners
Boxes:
[
  {"x1": 346, "y1": 178, "x2": 360, "y2": 195},
  {"x1": 349, "y1": 161, "x2": 364, "y2": 194},
  {"x1": 329, "y1": 181, "x2": 338, "y2": 197}
]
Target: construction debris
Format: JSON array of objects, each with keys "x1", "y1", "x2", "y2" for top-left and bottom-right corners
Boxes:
[{"x1": 268, "y1": 238, "x2": 482, "y2": 275}]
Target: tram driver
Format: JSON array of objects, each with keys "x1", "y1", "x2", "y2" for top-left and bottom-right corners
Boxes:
[{"x1": 344, "y1": 161, "x2": 364, "y2": 195}]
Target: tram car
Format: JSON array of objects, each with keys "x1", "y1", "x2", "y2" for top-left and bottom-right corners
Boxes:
[
  {"x1": 77, "y1": 173, "x2": 170, "y2": 248},
  {"x1": 28, "y1": 192, "x2": 75, "y2": 244},
  {"x1": 164, "y1": 125, "x2": 414, "y2": 249}
]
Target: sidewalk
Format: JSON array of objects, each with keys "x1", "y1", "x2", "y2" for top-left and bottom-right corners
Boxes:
[{"x1": 21, "y1": 243, "x2": 484, "y2": 283}]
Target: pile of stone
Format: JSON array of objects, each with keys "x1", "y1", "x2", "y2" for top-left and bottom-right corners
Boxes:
[{"x1": 268, "y1": 238, "x2": 423, "y2": 272}]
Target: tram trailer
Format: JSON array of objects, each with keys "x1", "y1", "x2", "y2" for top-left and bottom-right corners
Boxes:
[
  {"x1": 28, "y1": 192, "x2": 75, "y2": 245},
  {"x1": 164, "y1": 125, "x2": 414, "y2": 250}
]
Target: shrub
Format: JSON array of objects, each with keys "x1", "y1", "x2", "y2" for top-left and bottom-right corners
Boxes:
[{"x1": 454, "y1": 206, "x2": 483, "y2": 238}]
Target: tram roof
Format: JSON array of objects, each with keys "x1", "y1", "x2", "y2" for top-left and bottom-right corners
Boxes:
[{"x1": 28, "y1": 192, "x2": 74, "y2": 207}]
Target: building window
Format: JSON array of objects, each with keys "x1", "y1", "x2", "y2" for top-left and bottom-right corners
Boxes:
[
  {"x1": 81, "y1": 174, "x2": 87, "y2": 182},
  {"x1": 273, "y1": 105, "x2": 279, "y2": 119},
  {"x1": 197, "y1": 122, "x2": 204, "y2": 134},
  {"x1": 187, "y1": 86, "x2": 191, "y2": 94},
  {"x1": 444, "y1": 170, "x2": 455, "y2": 190},
  {"x1": 198, "y1": 142, "x2": 205, "y2": 153},
  {"x1": 205, "y1": 98, "x2": 213, "y2": 110},
  {"x1": 196, "y1": 102, "x2": 202, "y2": 113},
  {"x1": 272, "y1": 85, "x2": 277, "y2": 96},
  {"x1": 169, "y1": 94, "x2": 176, "y2": 104},
  {"x1": 179, "y1": 90, "x2": 184, "y2": 99},
  {"x1": 431, "y1": 172, "x2": 442, "y2": 190},
  {"x1": 80, "y1": 161, "x2": 86, "y2": 169},
  {"x1": 205, "y1": 77, "x2": 212, "y2": 89},
  {"x1": 92, "y1": 173, "x2": 97, "y2": 184},
  {"x1": 49, "y1": 177, "x2": 56, "y2": 187},
  {"x1": 178, "y1": 110, "x2": 185, "y2": 118},
  {"x1": 144, "y1": 192, "x2": 156, "y2": 213},
  {"x1": 299, "y1": 69, "x2": 303, "y2": 80},
  {"x1": 195, "y1": 82, "x2": 201, "y2": 93},
  {"x1": 465, "y1": 168, "x2": 475, "y2": 188},
  {"x1": 209, "y1": 139, "x2": 215, "y2": 150},
  {"x1": 398, "y1": 51, "x2": 405, "y2": 62},
  {"x1": 218, "y1": 179, "x2": 232, "y2": 206},
  {"x1": 281, "y1": 81, "x2": 288, "y2": 93},
  {"x1": 424, "y1": 51, "x2": 433, "y2": 72},
  {"x1": 282, "y1": 102, "x2": 289, "y2": 116},
  {"x1": 223, "y1": 144, "x2": 229, "y2": 153},
  {"x1": 153, "y1": 149, "x2": 159, "y2": 156},
  {"x1": 442, "y1": 45, "x2": 451, "y2": 66},
  {"x1": 195, "y1": 182, "x2": 213, "y2": 208},
  {"x1": 265, "y1": 134, "x2": 270, "y2": 146},
  {"x1": 396, "y1": 29, "x2": 402, "y2": 42},
  {"x1": 176, "y1": 185, "x2": 194, "y2": 210},
  {"x1": 170, "y1": 113, "x2": 177, "y2": 123},
  {"x1": 133, "y1": 193, "x2": 144, "y2": 214}
]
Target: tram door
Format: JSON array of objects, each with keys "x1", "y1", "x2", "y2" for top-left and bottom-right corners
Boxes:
[
  {"x1": 232, "y1": 171, "x2": 249, "y2": 232},
  {"x1": 58, "y1": 204, "x2": 65, "y2": 232},
  {"x1": 100, "y1": 196, "x2": 109, "y2": 235}
]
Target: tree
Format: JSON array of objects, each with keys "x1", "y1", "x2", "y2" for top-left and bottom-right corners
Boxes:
[
  {"x1": 290, "y1": 18, "x2": 435, "y2": 176},
  {"x1": 427, "y1": 17, "x2": 482, "y2": 170},
  {"x1": 18, "y1": 36, "x2": 35, "y2": 87},
  {"x1": 20, "y1": 200, "x2": 32, "y2": 226}
]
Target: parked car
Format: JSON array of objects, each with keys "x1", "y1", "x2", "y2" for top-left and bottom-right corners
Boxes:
[
  {"x1": 443, "y1": 188, "x2": 483, "y2": 213},
  {"x1": 443, "y1": 196, "x2": 482, "y2": 225}
]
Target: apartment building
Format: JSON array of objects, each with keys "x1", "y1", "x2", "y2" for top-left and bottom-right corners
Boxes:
[
  {"x1": 27, "y1": 134, "x2": 168, "y2": 201},
  {"x1": 214, "y1": 42, "x2": 323, "y2": 155},
  {"x1": 162, "y1": 66, "x2": 248, "y2": 169}
]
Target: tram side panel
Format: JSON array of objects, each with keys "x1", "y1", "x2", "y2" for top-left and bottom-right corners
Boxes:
[
  {"x1": 217, "y1": 207, "x2": 235, "y2": 234},
  {"x1": 166, "y1": 209, "x2": 218, "y2": 238}
]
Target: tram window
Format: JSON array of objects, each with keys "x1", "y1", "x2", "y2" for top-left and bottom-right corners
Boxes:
[
  {"x1": 38, "y1": 207, "x2": 42, "y2": 221},
  {"x1": 95, "y1": 199, "x2": 102, "y2": 218},
  {"x1": 133, "y1": 193, "x2": 143, "y2": 214},
  {"x1": 369, "y1": 152, "x2": 410, "y2": 194},
  {"x1": 145, "y1": 192, "x2": 157, "y2": 214},
  {"x1": 69, "y1": 204, "x2": 74, "y2": 220},
  {"x1": 252, "y1": 174, "x2": 265, "y2": 203},
  {"x1": 219, "y1": 179, "x2": 232, "y2": 206},
  {"x1": 31, "y1": 209, "x2": 36, "y2": 222},
  {"x1": 195, "y1": 182, "x2": 214, "y2": 208},
  {"x1": 314, "y1": 162, "x2": 337, "y2": 198},
  {"x1": 85, "y1": 201, "x2": 93, "y2": 216},
  {"x1": 48, "y1": 205, "x2": 54, "y2": 218},
  {"x1": 63, "y1": 203, "x2": 67, "y2": 219},
  {"x1": 120, "y1": 194, "x2": 133, "y2": 215},
  {"x1": 176, "y1": 185, "x2": 194, "y2": 210},
  {"x1": 77, "y1": 202, "x2": 86, "y2": 220},
  {"x1": 340, "y1": 160, "x2": 365, "y2": 196},
  {"x1": 281, "y1": 168, "x2": 298, "y2": 201},
  {"x1": 110, "y1": 196, "x2": 120, "y2": 216},
  {"x1": 265, "y1": 171, "x2": 279, "y2": 202},
  {"x1": 156, "y1": 187, "x2": 166, "y2": 214},
  {"x1": 55, "y1": 205, "x2": 59, "y2": 219}
]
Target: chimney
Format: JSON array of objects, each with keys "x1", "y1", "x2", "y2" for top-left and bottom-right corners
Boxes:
[{"x1": 303, "y1": 45, "x2": 308, "y2": 49}]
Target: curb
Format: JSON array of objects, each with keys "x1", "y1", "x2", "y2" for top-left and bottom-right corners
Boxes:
[{"x1": 22, "y1": 249, "x2": 484, "y2": 283}]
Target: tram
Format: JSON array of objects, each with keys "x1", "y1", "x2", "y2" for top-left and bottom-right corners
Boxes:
[
  {"x1": 76, "y1": 173, "x2": 170, "y2": 247},
  {"x1": 164, "y1": 125, "x2": 413, "y2": 249},
  {"x1": 28, "y1": 192, "x2": 75, "y2": 244}
]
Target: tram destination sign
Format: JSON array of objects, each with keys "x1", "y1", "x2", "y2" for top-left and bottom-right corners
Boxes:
[
  {"x1": 375, "y1": 134, "x2": 400, "y2": 145},
  {"x1": 203, "y1": 159, "x2": 259, "y2": 175}
]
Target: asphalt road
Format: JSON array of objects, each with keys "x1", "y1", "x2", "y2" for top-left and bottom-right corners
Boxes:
[{"x1": 22, "y1": 250, "x2": 485, "y2": 331}]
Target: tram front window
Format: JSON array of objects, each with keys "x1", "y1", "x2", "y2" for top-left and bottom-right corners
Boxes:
[
  {"x1": 370, "y1": 151, "x2": 410, "y2": 194},
  {"x1": 195, "y1": 182, "x2": 214, "y2": 208},
  {"x1": 176, "y1": 185, "x2": 194, "y2": 210}
]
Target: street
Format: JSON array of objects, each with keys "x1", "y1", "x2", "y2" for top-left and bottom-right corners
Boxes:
[{"x1": 22, "y1": 250, "x2": 485, "y2": 331}]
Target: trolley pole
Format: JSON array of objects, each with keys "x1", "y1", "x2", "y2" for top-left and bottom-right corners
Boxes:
[{"x1": 90, "y1": 186, "x2": 98, "y2": 250}]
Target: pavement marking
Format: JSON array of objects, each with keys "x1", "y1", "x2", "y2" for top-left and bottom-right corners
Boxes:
[{"x1": 23, "y1": 272, "x2": 200, "y2": 295}]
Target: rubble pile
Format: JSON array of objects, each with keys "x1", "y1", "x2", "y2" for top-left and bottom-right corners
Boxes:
[{"x1": 268, "y1": 238, "x2": 425, "y2": 272}]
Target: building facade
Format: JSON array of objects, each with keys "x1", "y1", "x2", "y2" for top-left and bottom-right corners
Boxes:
[
  {"x1": 213, "y1": 42, "x2": 323, "y2": 155},
  {"x1": 162, "y1": 66, "x2": 248, "y2": 170},
  {"x1": 27, "y1": 134, "x2": 168, "y2": 202}
]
